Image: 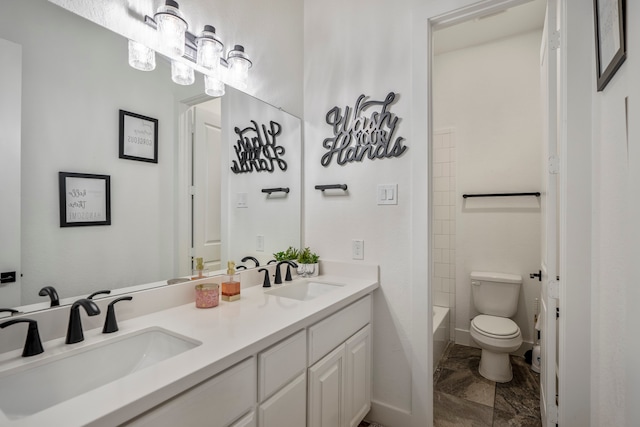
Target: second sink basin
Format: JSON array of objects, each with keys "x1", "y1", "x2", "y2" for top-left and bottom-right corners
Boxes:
[
  {"x1": 0, "y1": 327, "x2": 200, "y2": 420},
  {"x1": 265, "y1": 281, "x2": 345, "y2": 301}
]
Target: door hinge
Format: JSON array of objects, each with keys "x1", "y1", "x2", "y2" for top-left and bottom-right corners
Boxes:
[
  {"x1": 548, "y1": 155, "x2": 559, "y2": 174},
  {"x1": 550, "y1": 30, "x2": 560, "y2": 51},
  {"x1": 548, "y1": 279, "x2": 559, "y2": 299},
  {"x1": 190, "y1": 185, "x2": 196, "y2": 196}
]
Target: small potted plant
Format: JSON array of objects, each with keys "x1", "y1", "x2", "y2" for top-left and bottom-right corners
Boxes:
[
  {"x1": 273, "y1": 246, "x2": 299, "y2": 263},
  {"x1": 297, "y1": 247, "x2": 320, "y2": 277}
]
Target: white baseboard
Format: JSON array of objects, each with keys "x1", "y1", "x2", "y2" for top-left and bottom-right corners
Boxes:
[{"x1": 365, "y1": 399, "x2": 412, "y2": 427}]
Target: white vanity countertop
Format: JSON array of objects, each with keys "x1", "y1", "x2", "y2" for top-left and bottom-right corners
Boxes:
[{"x1": 0, "y1": 269, "x2": 378, "y2": 427}]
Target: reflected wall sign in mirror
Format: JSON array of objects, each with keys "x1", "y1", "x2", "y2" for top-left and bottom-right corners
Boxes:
[
  {"x1": 0, "y1": 0, "x2": 302, "y2": 314},
  {"x1": 119, "y1": 110, "x2": 159, "y2": 163},
  {"x1": 58, "y1": 172, "x2": 111, "y2": 227}
]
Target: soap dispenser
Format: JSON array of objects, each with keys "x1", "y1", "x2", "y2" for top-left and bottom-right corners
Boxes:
[
  {"x1": 221, "y1": 261, "x2": 241, "y2": 301},
  {"x1": 191, "y1": 257, "x2": 205, "y2": 280}
]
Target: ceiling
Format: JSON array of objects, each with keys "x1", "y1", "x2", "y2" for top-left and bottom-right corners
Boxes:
[{"x1": 434, "y1": 0, "x2": 547, "y2": 55}]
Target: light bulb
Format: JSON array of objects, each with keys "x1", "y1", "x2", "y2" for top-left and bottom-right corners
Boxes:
[
  {"x1": 196, "y1": 25, "x2": 224, "y2": 73},
  {"x1": 227, "y1": 45, "x2": 252, "y2": 90},
  {"x1": 171, "y1": 60, "x2": 194, "y2": 85},
  {"x1": 205, "y1": 75, "x2": 225, "y2": 97},
  {"x1": 128, "y1": 40, "x2": 156, "y2": 71},
  {"x1": 154, "y1": 0, "x2": 188, "y2": 57}
]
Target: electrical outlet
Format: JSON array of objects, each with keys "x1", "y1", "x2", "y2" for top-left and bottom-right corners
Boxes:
[
  {"x1": 352, "y1": 239, "x2": 364, "y2": 260},
  {"x1": 256, "y1": 235, "x2": 264, "y2": 252}
]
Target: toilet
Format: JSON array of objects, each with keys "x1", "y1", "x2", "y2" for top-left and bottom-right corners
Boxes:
[{"x1": 469, "y1": 271, "x2": 523, "y2": 383}]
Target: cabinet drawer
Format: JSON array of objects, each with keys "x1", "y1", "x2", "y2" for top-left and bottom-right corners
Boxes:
[
  {"x1": 125, "y1": 357, "x2": 256, "y2": 427},
  {"x1": 308, "y1": 295, "x2": 371, "y2": 365},
  {"x1": 230, "y1": 411, "x2": 257, "y2": 427},
  {"x1": 259, "y1": 329, "x2": 306, "y2": 401}
]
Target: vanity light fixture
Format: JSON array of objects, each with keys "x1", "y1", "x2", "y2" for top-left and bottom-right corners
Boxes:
[
  {"x1": 154, "y1": 0, "x2": 188, "y2": 57},
  {"x1": 128, "y1": 1, "x2": 252, "y2": 96},
  {"x1": 227, "y1": 45, "x2": 252, "y2": 90}
]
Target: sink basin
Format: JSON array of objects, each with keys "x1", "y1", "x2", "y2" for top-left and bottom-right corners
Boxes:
[
  {"x1": 265, "y1": 281, "x2": 345, "y2": 301},
  {"x1": 0, "y1": 327, "x2": 200, "y2": 420}
]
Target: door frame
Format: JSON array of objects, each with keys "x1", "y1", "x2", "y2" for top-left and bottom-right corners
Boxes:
[{"x1": 425, "y1": 0, "x2": 582, "y2": 425}]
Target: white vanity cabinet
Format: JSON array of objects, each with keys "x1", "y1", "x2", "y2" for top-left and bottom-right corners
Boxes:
[
  {"x1": 124, "y1": 357, "x2": 256, "y2": 427},
  {"x1": 307, "y1": 295, "x2": 372, "y2": 427}
]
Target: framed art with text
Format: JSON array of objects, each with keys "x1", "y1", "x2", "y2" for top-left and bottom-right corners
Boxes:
[
  {"x1": 119, "y1": 109, "x2": 158, "y2": 163},
  {"x1": 59, "y1": 172, "x2": 111, "y2": 227}
]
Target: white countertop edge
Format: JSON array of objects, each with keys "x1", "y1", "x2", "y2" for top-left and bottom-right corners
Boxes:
[{"x1": 2, "y1": 274, "x2": 379, "y2": 427}]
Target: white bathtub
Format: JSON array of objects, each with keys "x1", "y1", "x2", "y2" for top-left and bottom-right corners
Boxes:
[{"x1": 433, "y1": 306, "x2": 450, "y2": 370}]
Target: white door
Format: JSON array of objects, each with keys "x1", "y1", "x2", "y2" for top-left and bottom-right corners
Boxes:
[
  {"x1": 539, "y1": 1, "x2": 560, "y2": 425},
  {"x1": 0, "y1": 39, "x2": 22, "y2": 308},
  {"x1": 191, "y1": 102, "x2": 222, "y2": 272}
]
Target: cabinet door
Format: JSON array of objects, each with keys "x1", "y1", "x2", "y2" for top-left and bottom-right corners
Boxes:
[
  {"x1": 345, "y1": 325, "x2": 371, "y2": 427},
  {"x1": 258, "y1": 373, "x2": 306, "y2": 427},
  {"x1": 230, "y1": 411, "x2": 257, "y2": 427},
  {"x1": 308, "y1": 345, "x2": 346, "y2": 427}
]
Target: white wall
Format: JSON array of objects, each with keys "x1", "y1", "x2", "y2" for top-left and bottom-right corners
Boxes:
[
  {"x1": 434, "y1": 30, "x2": 543, "y2": 348},
  {"x1": 591, "y1": 1, "x2": 639, "y2": 425},
  {"x1": 303, "y1": 0, "x2": 414, "y2": 425}
]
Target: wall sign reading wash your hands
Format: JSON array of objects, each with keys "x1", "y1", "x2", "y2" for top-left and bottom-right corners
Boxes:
[
  {"x1": 321, "y1": 92, "x2": 407, "y2": 167},
  {"x1": 230, "y1": 120, "x2": 288, "y2": 174}
]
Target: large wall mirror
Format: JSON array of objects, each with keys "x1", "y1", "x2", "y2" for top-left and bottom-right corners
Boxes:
[{"x1": 0, "y1": 0, "x2": 302, "y2": 314}]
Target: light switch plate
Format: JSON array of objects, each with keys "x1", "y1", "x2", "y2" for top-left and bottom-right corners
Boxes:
[
  {"x1": 256, "y1": 235, "x2": 264, "y2": 252},
  {"x1": 352, "y1": 239, "x2": 364, "y2": 260},
  {"x1": 377, "y1": 184, "x2": 398, "y2": 205}
]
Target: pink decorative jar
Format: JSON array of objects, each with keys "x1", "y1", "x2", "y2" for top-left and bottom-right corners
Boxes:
[{"x1": 195, "y1": 283, "x2": 220, "y2": 308}]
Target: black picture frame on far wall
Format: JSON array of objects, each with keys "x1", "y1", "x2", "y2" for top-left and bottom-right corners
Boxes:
[
  {"x1": 119, "y1": 109, "x2": 159, "y2": 163},
  {"x1": 593, "y1": 0, "x2": 626, "y2": 91}
]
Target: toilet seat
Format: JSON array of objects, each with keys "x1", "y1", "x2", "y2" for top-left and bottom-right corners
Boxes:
[{"x1": 471, "y1": 315, "x2": 520, "y2": 339}]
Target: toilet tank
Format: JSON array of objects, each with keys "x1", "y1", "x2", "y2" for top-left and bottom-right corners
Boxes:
[{"x1": 470, "y1": 272, "x2": 522, "y2": 318}]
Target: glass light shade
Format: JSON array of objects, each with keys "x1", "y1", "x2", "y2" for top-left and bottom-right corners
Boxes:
[
  {"x1": 227, "y1": 45, "x2": 252, "y2": 90},
  {"x1": 155, "y1": 0, "x2": 188, "y2": 57},
  {"x1": 171, "y1": 60, "x2": 195, "y2": 85},
  {"x1": 205, "y1": 75, "x2": 225, "y2": 97},
  {"x1": 196, "y1": 25, "x2": 224, "y2": 72},
  {"x1": 128, "y1": 40, "x2": 156, "y2": 71}
]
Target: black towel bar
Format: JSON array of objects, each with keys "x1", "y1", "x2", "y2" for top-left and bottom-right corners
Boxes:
[
  {"x1": 315, "y1": 184, "x2": 348, "y2": 191},
  {"x1": 462, "y1": 192, "x2": 541, "y2": 199},
  {"x1": 261, "y1": 187, "x2": 290, "y2": 195}
]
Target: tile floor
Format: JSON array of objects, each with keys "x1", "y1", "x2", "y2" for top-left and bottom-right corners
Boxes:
[
  {"x1": 434, "y1": 343, "x2": 542, "y2": 427},
  {"x1": 359, "y1": 343, "x2": 540, "y2": 427}
]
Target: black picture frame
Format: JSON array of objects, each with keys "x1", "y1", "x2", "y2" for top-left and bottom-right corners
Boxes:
[
  {"x1": 59, "y1": 172, "x2": 111, "y2": 227},
  {"x1": 594, "y1": 0, "x2": 626, "y2": 91},
  {"x1": 119, "y1": 109, "x2": 158, "y2": 163}
]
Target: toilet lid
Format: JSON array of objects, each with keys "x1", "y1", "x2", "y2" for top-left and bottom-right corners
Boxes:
[{"x1": 472, "y1": 315, "x2": 520, "y2": 337}]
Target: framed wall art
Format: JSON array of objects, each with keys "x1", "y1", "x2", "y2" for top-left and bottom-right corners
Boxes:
[
  {"x1": 594, "y1": 0, "x2": 626, "y2": 91},
  {"x1": 59, "y1": 172, "x2": 111, "y2": 227},
  {"x1": 119, "y1": 109, "x2": 158, "y2": 163}
]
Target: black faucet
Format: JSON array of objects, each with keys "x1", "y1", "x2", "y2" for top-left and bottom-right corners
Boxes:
[
  {"x1": 0, "y1": 318, "x2": 44, "y2": 357},
  {"x1": 88, "y1": 289, "x2": 111, "y2": 299},
  {"x1": 258, "y1": 268, "x2": 271, "y2": 287},
  {"x1": 0, "y1": 308, "x2": 19, "y2": 316},
  {"x1": 103, "y1": 296, "x2": 133, "y2": 334},
  {"x1": 39, "y1": 286, "x2": 60, "y2": 307},
  {"x1": 275, "y1": 261, "x2": 296, "y2": 284},
  {"x1": 241, "y1": 256, "x2": 260, "y2": 268},
  {"x1": 237, "y1": 265, "x2": 247, "y2": 270},
  {"x1": 66, "y1": 299, "x2": 100, "y2": 344}
]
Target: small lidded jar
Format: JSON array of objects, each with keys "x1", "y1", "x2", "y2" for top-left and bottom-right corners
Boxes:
[{"x1": 195, "y1": 283, "x2": 219, "y2": 308}]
